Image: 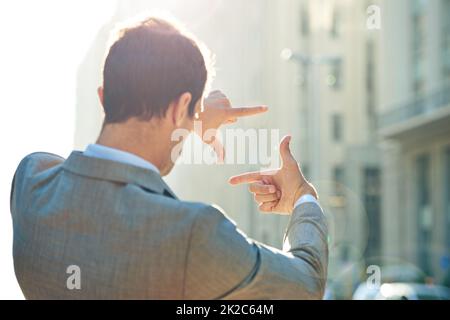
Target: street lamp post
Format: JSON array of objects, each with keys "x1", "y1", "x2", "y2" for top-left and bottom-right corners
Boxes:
[{"x1": 281, "y1": 49, "x2": 342, "y2": 182}]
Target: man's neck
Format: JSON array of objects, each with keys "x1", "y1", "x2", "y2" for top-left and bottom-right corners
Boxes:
[{"x1": 96, "y1": 119, "x2": 170, "y2": 174}]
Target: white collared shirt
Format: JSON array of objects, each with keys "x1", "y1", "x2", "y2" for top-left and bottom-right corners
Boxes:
[{"x1": 84, "y1": 144, "x2": 160, "y2": 174}]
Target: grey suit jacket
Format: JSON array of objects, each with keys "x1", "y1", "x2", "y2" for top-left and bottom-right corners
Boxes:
[{"x1": 10, "y1": 151, "x2": 328, "y2": 300}]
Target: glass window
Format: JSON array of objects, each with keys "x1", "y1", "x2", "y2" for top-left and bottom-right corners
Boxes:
[
  {"x1": 364, "y1": 167, "x2": 381, "y2": 259},
  {"x1": 302, "y1": 164, "x2": 310, "y2": 181},
  {"x1": 333, "y1": 166, "x2": 345, "y2": 196},
  {"x1": 300, "y1": 4, "x2": 309, "y2": 36},
  {"x1": 366, "y1": 39, "x2": 377, "y2": 134},
  {"x1": 330, "y1": 7, "x2": 341, "y2": 38},
  {"x1": 445, "y1": 147, "x2": 450, "y2": 252},
  {"x1": 411, "y1": 0, "x2": 427, "y2": 96},
  {"x1": 442, "y1": 0, "x2": 450, "y2": 82},
  {"x1": 327, "y1": 63, "x2": 342, "y2": 89},
  {"x1": 416, "y1": 154, "x2": 432, "y2": 275},
  {"x1": 332, "y1": 113, "x2": 343, "y2": 142}
]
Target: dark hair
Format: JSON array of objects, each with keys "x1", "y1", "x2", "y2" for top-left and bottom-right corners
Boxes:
[{"x1": 102, "y1": 16, "x2": 211, "y2": 124}]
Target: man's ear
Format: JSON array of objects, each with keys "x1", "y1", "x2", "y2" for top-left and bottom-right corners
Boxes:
[
  {"x1": 171, "y1": 92, "x2": 192, "y2": 127},
  {"x1": 97, "y1": 86, "x2": 104, "y2": 107}
]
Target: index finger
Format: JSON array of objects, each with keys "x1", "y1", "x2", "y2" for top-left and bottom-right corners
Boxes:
[
  {"x1": 228, "y1": 171, "x2": 263, "y2": 185},
  {"x1": 249, "y1": 182, "x2": 277, "y2": 194},
  {"x1": 226, "y1": 106, "x2": 268, "y2": 118}
]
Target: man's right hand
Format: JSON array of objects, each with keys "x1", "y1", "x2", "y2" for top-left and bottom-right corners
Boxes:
[{"x1": 229, "y1": 136, "x2": 318, "y2": 215}]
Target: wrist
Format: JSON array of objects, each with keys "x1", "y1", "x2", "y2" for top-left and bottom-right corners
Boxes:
[
  {"x1": 289, "y1": 184, "x2": 318, "y2": 214},
  {"x1": 293, "y1": 183, "x2": 317, "y2": 206}
]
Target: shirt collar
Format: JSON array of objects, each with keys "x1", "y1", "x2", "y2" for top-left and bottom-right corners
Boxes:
[{"x1": 84, "y1": 144, "x2": 160, "y2": 174}]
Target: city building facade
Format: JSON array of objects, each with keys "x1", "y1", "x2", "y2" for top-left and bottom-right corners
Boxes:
[{"x1": 376, "y1": 0, "x2": 450, "y2": 284}]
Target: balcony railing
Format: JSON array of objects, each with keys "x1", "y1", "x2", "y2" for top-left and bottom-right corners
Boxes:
[{"x1": 379, "y1": 87, "x2": 450, "y2": 129}]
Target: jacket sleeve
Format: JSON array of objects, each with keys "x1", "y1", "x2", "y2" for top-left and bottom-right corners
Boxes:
[{"x1": 183, "y1": 202, "x2": 328, "y2": 300}]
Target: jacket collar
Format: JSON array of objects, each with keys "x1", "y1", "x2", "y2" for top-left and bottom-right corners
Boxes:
[{"x1": 63, "y1": 151, "x2": 177, "y2": 199}]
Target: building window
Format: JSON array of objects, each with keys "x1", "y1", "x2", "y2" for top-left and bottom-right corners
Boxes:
[
  {"x1": 330, "y1": 7, "x2": 341, "y2": 38},
  {"x1": 442, "y1": 0, "x2": 450, "y2": 83},
  {"x1": 332, "y1": 113, "x2": 343, "y2": 142},
  {"x1": 364, "y1": 167, "x2": 381, "y2": 260},
  {"x1": 366, "y1": 39, "x2": 377, "y2": 134},
  {"x1": 262, "y1": 231, "x2": 270, "y2": 246},
  {"x1": 302, "y1": 163, "x2": 310, "y2": 181},
  {"x1": 327, "y1": 63, "x2": 342, "y2": 89},
  {"x1": 333, "y1": 166, "x2": 346, "y2": 196},
  {"x1": 445, "y1": 147, "x2": 450, "y2": 253},
  {"x1": 412, "y1": 0, "x2": 427, "y2": 96},
  {"x1": 416, "y1": 154, "x2": 432, "y2": 275},
  {"x1": 300, "y1": 4, "x2": 309, "y2": 36}
]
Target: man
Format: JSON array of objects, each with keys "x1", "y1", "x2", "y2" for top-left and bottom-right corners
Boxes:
[{"x1": 10, "y1": 16, "x2": 328, "y2": 299}]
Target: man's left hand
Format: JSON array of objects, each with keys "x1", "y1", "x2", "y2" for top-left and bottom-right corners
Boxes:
[{"x1": 196, "y1": 90, "x2": 268, "y2": 162}]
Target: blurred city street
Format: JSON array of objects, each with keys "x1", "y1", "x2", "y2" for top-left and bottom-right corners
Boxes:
[{"x1": 1, "y1": 0, "x2": 449, "y2": 300}]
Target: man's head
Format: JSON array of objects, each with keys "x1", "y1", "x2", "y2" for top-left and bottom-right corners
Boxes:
[{"x1": 97, "y1": 15, "x2": 213, "y2": 175}]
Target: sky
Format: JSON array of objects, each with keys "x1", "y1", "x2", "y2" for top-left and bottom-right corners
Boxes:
[{"x1": 0, "y1": 0, "x2": 117, "y2": 299}]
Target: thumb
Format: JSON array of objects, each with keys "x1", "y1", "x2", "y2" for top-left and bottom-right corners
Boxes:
[
  {"x1": 279, "y1": 135, "x2": 295, "y2": 166},
  {"x1": 210, "y1": 135, "x2": 225, "y2": 164}
]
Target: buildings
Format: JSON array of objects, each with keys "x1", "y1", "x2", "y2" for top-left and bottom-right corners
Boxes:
[
  {"x1": 376, "y1": 0, "x2": 450, "y2": 284},
  {"x1": 262, "y1": 0, "x2": 384, "y2": 283},
  {"x1": 74, "y1": 0, "x2": 450, "y2": 290}
]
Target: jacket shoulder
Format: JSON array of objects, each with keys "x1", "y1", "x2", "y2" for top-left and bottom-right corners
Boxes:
[
  {"x1": 13, "y1": 152, "x2": 65, "y2": 182},
  {"x1": 11, "y1": 152, "x2": 65, "y2": 208},
  {"x1": 16, "y1": 152, "x2": 65, "y2": 174}
]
